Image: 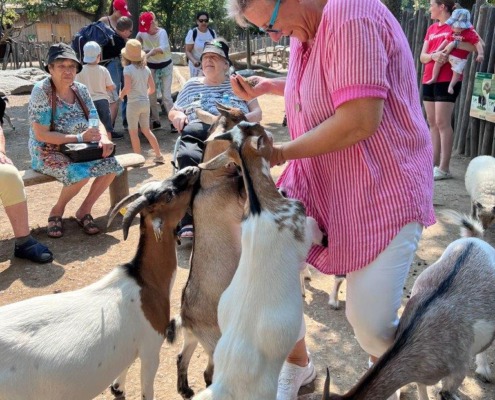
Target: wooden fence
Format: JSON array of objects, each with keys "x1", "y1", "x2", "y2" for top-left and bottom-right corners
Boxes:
[
  {"x1": 401, "y1": 1, "x2": 495, "y2": 157},
  {"x1": 1, "y1": 40, "x2": 50, "y2": 71}
]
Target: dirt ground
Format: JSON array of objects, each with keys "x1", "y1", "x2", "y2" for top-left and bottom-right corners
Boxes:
[{"x1": 1, "y1": 67, "x2": 495, "y2": 400}]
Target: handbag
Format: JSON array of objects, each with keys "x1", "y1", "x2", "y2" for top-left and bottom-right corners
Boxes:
[{"x1": 50, "y1": 80, "x2": 116, "y2": 163}]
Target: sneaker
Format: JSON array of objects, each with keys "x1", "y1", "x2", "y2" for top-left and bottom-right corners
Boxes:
[
  {"x1": 153, "y1": 155, "x2": 165, "y2": 164},
  {"x1": 277, "y1": 360, "x2": 316, "y2": 400},
  {"x1": 111, "y1": 131, "x2": 124, "y2": 140},
  {"x1": 152, "y1": 121, "x2": 162, "y2": 130},
  {"x1": 433, "y1": 166, "x2": 452, "y2": 181}
]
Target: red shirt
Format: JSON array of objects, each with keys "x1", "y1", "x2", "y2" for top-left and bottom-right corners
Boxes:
[
  {"x1": 448, "y1": 27, "x2": 479, "y2": 59},
  {"x1": 423, "y1": 23, "x2": 454, "y2": 83}
]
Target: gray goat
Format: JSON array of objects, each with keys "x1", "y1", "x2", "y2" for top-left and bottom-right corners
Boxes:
[{"x1": 323, "y1": 211, "x2": 495, "y2": 400}]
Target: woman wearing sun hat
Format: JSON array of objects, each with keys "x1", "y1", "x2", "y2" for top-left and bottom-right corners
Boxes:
[
  {"x1": 29, "y1": 42, "x2": 122, "y2": 238},
  {"x1": 137, "y1": 11, "x2": 174, "y2": 131},
  {"x1": 119, "y1": 39, "x2": 164, "y2": 163}
]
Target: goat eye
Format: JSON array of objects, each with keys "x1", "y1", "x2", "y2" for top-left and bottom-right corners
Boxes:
[{"x1": 476, "y1": 202, "x2": 484, "y2": 209}]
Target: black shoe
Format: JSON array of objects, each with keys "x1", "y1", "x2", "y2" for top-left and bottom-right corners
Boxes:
[
  {"x1": 170, "y1": 124, "x2": 178, "y2": 134},
  {"x1": 152, "y1": 121, "x2": 162, "y2": 130},
  {"x1": 111, "y1": 131, "x2": 124, "y2": 140},
  {"x1": 14, "y1": 237, "x2": 53, "y2": 263}
]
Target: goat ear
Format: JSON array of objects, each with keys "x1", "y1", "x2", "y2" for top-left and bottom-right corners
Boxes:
[
  {"x1": 195, "y1": 108, "x2": 217, "y2": 125},
  {"x1": 215, "y1": 101, "x2": 232, "y2": 114},
  {"x1": 210, "y1": 131, "x2": 233, "y2": 142}
]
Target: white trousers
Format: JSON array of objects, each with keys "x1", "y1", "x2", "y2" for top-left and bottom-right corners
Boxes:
[{"x1": 345, "y1": 222, "x2": 423, "y2": 358}]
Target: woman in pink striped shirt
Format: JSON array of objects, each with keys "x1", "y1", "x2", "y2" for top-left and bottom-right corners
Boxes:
[{"x1": 229, "y1": 0, "x2": 435, "y2": 399}]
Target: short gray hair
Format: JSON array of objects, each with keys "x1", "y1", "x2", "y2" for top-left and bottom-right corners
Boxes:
[{"x1": 227, "y1": 0, "x2": 276, "y2": 27}]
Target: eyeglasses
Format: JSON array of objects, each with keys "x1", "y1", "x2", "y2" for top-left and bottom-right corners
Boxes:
[
  {"x1": 198, "y1": 19, "x2": 209, "y2": 23},
  {"x1": 260, "y1": 0, "x2": 281, "y2": 33}
]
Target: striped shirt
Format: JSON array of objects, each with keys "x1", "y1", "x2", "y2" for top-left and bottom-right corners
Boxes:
[{"x1": 278, "y1": 0, "x2": 435, "y2": 275}]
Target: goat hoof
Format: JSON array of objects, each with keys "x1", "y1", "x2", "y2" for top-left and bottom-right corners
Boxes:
[
  {"x1": 110, "y1": 384, "x2": 125, "y2": 398},
  {"x1": 179, "y1": 387, "x2": 195, "y2": 399},
  {"x1": 475, "y1": 371, "x2": 492, "y2": 383},
  {"x1": 328, "y1": 299, "x2": 340, "y2": 310}
]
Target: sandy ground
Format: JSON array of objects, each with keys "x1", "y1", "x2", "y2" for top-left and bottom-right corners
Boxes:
[{"x1": 0, "y1": 67, "x2": 494, "y2": 399}]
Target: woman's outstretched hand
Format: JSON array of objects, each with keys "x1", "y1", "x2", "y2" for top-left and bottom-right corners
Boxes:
[
  {"x1": 270, "y1": 144, "x2": 286, "y2": 167},
  {"x1": 230, "y1": 74, "x2": 270, "y2": 101}
]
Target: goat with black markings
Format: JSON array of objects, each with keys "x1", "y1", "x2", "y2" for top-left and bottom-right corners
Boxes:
[
  {"x1": 322, "y1": 211, "x2": 495, "y2": 400},
  {"x1": 193, "y1": 121, "x2": 324, "y2": 400},
  {"x1": 0, "y1": 167, "x2": 200, "y2": 400},
  {"x1": 167, "y1": 104, "x2": 247, "y2": 399}
]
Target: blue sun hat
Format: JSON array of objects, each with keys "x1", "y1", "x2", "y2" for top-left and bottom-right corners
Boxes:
[{"x1": 446, "y1": 8, "x2": 473, "y2": 29}]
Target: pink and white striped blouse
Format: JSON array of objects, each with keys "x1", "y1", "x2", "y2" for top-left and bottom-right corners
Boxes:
[{"x1": 277, "y1": 0, "x2": 435, "y2": 275}]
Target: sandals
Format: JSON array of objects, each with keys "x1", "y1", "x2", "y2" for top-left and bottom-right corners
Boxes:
[
  {"x1": 75, "y1": 214, "x2": 100, "y2": 235},
  {"x1": 178, "y1": 224, "x2": 194, "y2": 239},
  {"x1": 14, "y1": 237, "x2": 53, "y2": 263},
  {"x1": 47, "y1": 216, "x2": 63, "y2": 238}
]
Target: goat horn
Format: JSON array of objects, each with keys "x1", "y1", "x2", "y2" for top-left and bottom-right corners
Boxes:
[
  {"x1": 107, "y1": 192, "x2": 142, "y2": 228},
  {"x1": 122, "y1": 195, "x2": 149, "y2": 240}
]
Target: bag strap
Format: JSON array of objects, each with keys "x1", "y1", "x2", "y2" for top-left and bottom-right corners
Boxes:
[{"x1": 49, "y1": 79, "x2": 89, "y2": 131}]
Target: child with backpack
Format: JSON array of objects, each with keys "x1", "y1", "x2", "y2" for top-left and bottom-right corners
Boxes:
[
  {"x1": 119, "y1": 39, "x2": 164, "y2": 163},
  {"x1": 76, "y1": 41, "x2": 118, "y2": 141},
  {"x1": 185, "y1": 11, "x2": 216, "y2": 78}
]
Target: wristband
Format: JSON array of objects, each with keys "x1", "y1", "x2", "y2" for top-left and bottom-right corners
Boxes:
[
  {"x1": 76, "y1": 133, "x2": 83, "y2": 143},
  {"x1": 454, "y1": 40, "x2": 460, "y2": 49}
]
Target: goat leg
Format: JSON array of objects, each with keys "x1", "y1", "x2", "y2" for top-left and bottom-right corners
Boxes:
[
  {"x1": 177, "y1": 329, "x2": 199, "y2": 399},
  {"x1": 475, "y1": 351, "x2": 492, "y2": 382},
  {"x1": 110, "y1": 366, "x2": 129, "y2": 398},
  {"x1": 416, "y1": 382, "x2": 429, "y2": 400},
  {"x1": 328, "y1": 275, "x2": 345, "y2": 310}
]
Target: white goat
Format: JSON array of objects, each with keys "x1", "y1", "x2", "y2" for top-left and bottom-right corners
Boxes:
[
  {"x1": 465, "y1": 155, "x2": 495, "y2": 230},
  {"x1": 322, "y1": 211, "x2": 495, "y2": 400},
  {"x1": 166, "y1": 105, "x2": 247, "y2": 399},
  {"x1": 0, "y1": 167, "x2": 200, "y2": 400},
  {"x1": 194, "y1": 121, "x2": 324, "y2": 400}
]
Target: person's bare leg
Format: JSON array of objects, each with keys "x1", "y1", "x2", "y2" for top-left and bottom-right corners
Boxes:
[
  {"x1": 110, "y1": 100, "x2": 119, "y2": 126},
  {"x1": 435, "y1": 101, "x2": 455, "y2": 173},
  {"x1": 50, "y1": 179, "x2": 89, "y2": 218},
  {"x1": 423, "y1": 101, "x2": 440, "y2": 166},
  {"x1": 5, "y1": 201, "x2": 30, "y2": 238},
  {"x1": 425, "y1": 61, "x2": 441, "y2": 85},
  {"x1": 286, "y1": 338, "x2": 309, "y2": 367},
  {"x1": 128, "y1": 129, "x2": 142, "y2": 154},
  {"x1": 141, "y1": 128, "x2": 163, "y2": 158},
  {"x1": 448, "y1": 72, "x2": 460, "y2": 95},
  {"x1": 76, "y1": 173, "x2": 116, "y2": 218}
]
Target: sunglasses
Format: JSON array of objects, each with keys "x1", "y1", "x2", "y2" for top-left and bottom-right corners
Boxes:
[
  {"x1": 260, "y1": 0, "x2": 281, "y2": 33},
  {"x1": 198, "y1": 19, "x2": 209, "y2": 23}
]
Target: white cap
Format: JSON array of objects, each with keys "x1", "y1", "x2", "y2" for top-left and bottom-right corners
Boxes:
[{"x1": 83, "y1": 41, "x2": 101, "y2": 63}]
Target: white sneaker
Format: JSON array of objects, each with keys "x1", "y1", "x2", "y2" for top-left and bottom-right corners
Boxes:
[
  {"x1": 277, "y1": 360, "x2": 316, "y2": 400},
  {"x1": 433, "y1": 166, "x2": 452, "y2": 181}
]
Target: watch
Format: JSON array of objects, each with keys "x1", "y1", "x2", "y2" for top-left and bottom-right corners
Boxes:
[{"x1": 76, "y1": 133, "x2": 83, "y2": 143}]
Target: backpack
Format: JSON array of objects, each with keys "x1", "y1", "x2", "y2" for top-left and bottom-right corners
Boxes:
[
  {"x1": 192, "y1": 27, "x2": 216, "y2": 42},
  {"x1": 71, "y1": 21, "x2": 115, "y2": 62}
]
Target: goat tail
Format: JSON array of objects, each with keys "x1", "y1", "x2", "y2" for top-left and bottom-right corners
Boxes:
[
  {"x1": 322, "y1": 368, "x2": 331, "y2": 400},
  {"x1": 166, "y1": 316, "x2": 182, "y2": 344},
  {"x1": 440, "y1": 210, "x2": 484, "y2": 238}
]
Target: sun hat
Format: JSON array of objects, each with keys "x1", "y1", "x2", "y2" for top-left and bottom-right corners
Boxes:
[
  {"x1": 446, "y1": 8, "x2": 473, "y2": 30},
  {"x1": 113, "y1": 0, "x2": 131, "y2": 17},
  {"x1": 200, "y1": 39, "x2": 232, "y2": 66},
  {"x1": 83, "y1": 41, "x2": 101, "y2": 64},
  {"x1": 45, "y1": 42, "x2": 82, "y2": 73},
  {"x1": 121, "y1": 39, "x2": 145, "y2": 62},
  {"x1": 139, "y1": 11, "x2": 154, "y2": 33}
]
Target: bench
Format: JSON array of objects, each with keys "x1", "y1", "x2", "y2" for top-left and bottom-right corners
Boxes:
[{"x1": 20, "y1": 153, "x2": 146, "y2": 208}]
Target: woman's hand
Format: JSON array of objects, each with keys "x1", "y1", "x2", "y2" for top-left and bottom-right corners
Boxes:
[
  {"x1": 83, "y1": 127, "x2": 101, "y2": 143},
  {"x1": 99, "y1": 137, "x2": 115, "y2": 158},
  {"x1": 0, "y1": 151, "x2": 13, "y2": 165},
  {"x1": 432, "y1": 51, "x2": 447, "y2": 65},
  {"x1": 270, "y1": 144, "x2": 286, "y2": 167},
  {"x1": 171, "y1": 112, "x2": 188, "y2": 132},
  {"x1": 230, "y1": 75, "x2": 271, "y2": 101}
]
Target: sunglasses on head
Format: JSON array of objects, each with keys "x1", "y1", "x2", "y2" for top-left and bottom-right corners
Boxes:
[{"x1": 198, "y1": 18, "x2": 209, "y2": 23}]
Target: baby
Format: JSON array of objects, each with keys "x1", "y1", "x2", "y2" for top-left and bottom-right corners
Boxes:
[{"x1": 425, "y1": 8, "x2": 484, "y2": 94}]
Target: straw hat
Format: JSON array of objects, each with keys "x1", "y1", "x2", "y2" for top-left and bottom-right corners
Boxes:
[{"x1": 121, "y1": 39, "x2": 145, "y2": 62}]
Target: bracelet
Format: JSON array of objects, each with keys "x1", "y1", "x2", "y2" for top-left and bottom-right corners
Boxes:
[
  {"x1": 76, "y1": 133, "x2": 83, "y2": 143},
  {"x1": 454, "y1": 40, "x2": 460, "y2": 49}
]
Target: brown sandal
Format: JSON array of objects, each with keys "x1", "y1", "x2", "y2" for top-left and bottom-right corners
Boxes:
[
  {"x1": 47, "y1": 216, "x2": 63, "y2": 238},
  {"x1": 75, "y1": 214, "x2": 100, "y2": 235}
]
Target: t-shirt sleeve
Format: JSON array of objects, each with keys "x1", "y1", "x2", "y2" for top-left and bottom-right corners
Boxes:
[
  {"x1": 28, "y1": 82, "x2": 51, "y2": 126},
  {"x1": 328, "y1": 17, "x2": 389, "y2": 109},
  {"x1": 104, "y1": 68, "x2": 114, "y2": 86},
  {"x1": 462, "y1": 28, "x2": 480, "y2": 45},
  {"x1": 159, "y1": 29, "x2": 170, "y2": 52},
  {"x1": 185, "y1": 29, "x2": 194, "y2": 45}
]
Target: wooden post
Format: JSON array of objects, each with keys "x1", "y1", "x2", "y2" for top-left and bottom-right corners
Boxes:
[{"x1": 109, "y1": 169, "x2": 130, "y2": 207}]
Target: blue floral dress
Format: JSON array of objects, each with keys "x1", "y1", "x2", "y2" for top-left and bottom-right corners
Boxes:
[{"x1": 28, "y1": 78, "x2": 123, "y2": 186}]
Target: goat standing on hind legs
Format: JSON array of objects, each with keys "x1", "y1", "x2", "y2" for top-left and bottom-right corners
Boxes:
[
  {"x1": 0, "y1": 167, "x2": 200, "y2": 400},
  {"x1": 322, "y1": 212, "x2": 495, "y2": 400},
  {"x1": 193, "y1": 121, "x2": 325, "y2": 400}
]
